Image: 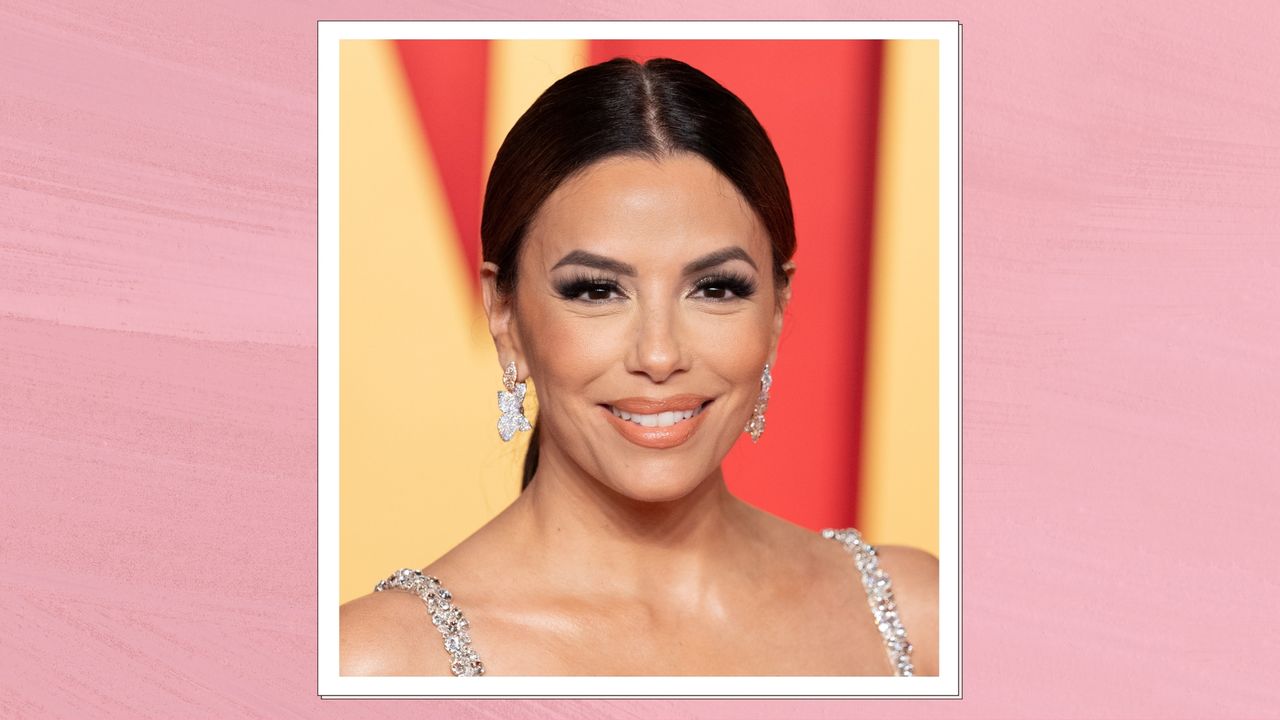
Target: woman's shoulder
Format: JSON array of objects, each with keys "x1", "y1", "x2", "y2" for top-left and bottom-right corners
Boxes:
[
  {"x1": 871, "y1": 543, "x2": 939, "y2": 593},
  {"x1": 339, "y1": 574, "x2": 451, "y2": 676},
  {"x1": 743, "y1": 512, "x2": 939, "y2": 674},
  {"x1": 841, "y1": 537, "x2": 940, "y2": 676}
]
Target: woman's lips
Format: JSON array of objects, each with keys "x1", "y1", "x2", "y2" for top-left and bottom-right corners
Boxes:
[{"x1": 599, "y1": 397, "x2": 712, "y2": 449}]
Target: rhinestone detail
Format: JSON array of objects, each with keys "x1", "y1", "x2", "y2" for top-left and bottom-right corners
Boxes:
[
  {"x1": 822, "y1": 527, "x2": 915, "y2": 677},
  {"x1": 743, "y1": 363, "x2": 772, "y2": 443},
  {"x1": 374, "y1": 569, "x2": 485, "y2": 676},
  {"x1": 497, "y1": 362, "x2": 532, "y2": 442},
  {"x1": 375, "y1": 530, "x2": 908, "y2": 678}
]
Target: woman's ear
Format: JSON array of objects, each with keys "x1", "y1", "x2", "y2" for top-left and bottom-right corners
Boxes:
[
  {"x1": 768, "y1": 261, "x2": 796, "y2": 364},
  {"x1": 480, "y1": 262, "x2": 525, "y2": 375}
]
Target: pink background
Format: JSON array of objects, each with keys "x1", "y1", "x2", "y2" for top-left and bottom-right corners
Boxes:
[{"x1": 2, "y1": 2, "x2": 1278, "y2": 719}]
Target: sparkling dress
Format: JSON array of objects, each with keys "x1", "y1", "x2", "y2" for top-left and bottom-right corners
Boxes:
[{"x1": 374, "y1": 526, "x2": 914, "y2": 677}]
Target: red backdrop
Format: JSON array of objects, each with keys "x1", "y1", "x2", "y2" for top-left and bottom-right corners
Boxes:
[{"x1": 394, "y1": 39, "x2": 883, "y2": 531}]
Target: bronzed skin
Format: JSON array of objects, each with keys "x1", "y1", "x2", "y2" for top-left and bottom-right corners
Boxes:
[{"x1": 340, "y1": 154, "x2": 939, "y2": 676}]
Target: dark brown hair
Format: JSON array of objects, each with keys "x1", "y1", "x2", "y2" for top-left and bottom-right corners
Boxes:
[{"x1": 479, "y1": 57, "x2": 796, "y2": 490}]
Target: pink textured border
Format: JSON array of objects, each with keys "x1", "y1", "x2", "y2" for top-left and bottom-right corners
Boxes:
[{"x1": 3, "y1": 2, "x2": 1279, "y2": 718}]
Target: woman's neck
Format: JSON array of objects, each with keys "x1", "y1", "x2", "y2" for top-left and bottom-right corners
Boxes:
[{"x1": 505, "y1": 441, "x2": 759, "y2": 600}]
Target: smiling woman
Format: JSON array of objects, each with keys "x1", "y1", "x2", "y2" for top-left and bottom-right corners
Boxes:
[
  {"x1": 500, "y1": 152, "x2": 783, "y2": 505},
  {"x1": 339, "y1": 57, "x2": 938, "y2": 678}
]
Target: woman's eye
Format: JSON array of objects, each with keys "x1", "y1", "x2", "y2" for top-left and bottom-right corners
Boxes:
[
  {"x1": 581, "y1": 284, "x2": 616, "y2": 301},
  {"x1": 557, "y1": 279, "x2": 625, "y2": 303},
  {"x1": 692, "y1": 275, "x2": 757, "y2": 301}
]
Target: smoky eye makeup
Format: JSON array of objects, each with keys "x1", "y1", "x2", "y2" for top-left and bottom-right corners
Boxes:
[
  {"x1": 554, "y1": 274, "x2": 627, "y2": 303},
  {"x1": 553, "y1": 270, "x2": 760, "y2": 304},
  {"x1": 689, "y1": 271, "x2": 758, "y2": 300}
]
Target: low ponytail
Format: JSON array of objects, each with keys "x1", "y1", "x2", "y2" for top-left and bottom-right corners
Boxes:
[{"x1": 520, "y1": 423, "x2": 540, "y2": 490}]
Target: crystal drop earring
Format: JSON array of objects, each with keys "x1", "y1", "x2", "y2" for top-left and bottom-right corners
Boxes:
[
  {"x1": 496, "y1": 361, "x2": 532, "y2": 442},
  {"x1": 744, "y1": 362, "x2": 772, "y2": 443}
]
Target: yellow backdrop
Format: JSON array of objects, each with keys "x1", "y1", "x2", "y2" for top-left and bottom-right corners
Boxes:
[{"x1": 338, "y1": 39, "x2": 941, "y2": 603}]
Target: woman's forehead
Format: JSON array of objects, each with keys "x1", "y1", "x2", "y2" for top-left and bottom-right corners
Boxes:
[{"x1": 524, "y1": 154, "x2": 770, "y2": 269}]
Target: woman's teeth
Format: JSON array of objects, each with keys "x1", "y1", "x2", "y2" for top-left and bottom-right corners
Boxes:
[{"x1": 609, "y1": 404, "x2": 703, "y2": 427}]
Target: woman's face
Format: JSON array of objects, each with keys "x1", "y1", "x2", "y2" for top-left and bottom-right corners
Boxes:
[{"x1": 485, "y1": 152, "x2": 790, "y2": 503}]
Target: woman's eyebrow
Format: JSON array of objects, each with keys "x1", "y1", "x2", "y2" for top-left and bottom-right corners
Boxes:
[
  {"x1": 682, "y1": 246, "x2": 757, "y2": 275},
  {"x1": 551, "y1": 250, "x2": 637, "y2": 276},
  {"x1": 550, "y1": 246, "x2": 757, "y2": 276}
]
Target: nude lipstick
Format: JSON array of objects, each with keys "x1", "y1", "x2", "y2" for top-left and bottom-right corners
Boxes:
[{"x1": 600, "y1": 394, "x2": 712, "y2": 449}]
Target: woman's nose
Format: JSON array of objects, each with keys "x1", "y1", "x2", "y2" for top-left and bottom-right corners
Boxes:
[{"x1": 627, "y1": 304, "x2": 690, "y2": 383}]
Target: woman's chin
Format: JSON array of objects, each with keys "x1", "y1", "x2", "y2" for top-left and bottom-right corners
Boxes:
[{"x1": 600, "y1": 471, "x2": 712, "y2": 505}]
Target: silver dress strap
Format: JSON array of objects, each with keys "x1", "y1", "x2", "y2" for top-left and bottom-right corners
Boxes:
[
  {"x1": 378, "y1": 531, "x2": 911, "y2": 678},
  {"x1": 822, "y1": 528, "x2": 915, "y2": 676},
  {"x1": 374, "y1": 569, "x2": 484, "y2": 676}
]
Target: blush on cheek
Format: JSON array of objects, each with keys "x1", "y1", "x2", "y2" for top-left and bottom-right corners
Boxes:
[
  {"x1": 516, "y1": 301, "x2": 620, "y2": 402},
  {"x1": 691, "y1": 314, "x2": 773, "y2": 373}
]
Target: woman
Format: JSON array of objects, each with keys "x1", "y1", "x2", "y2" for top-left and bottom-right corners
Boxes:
[{"x1": 340, "y1": 57, "x2": 938, "y2": 677}]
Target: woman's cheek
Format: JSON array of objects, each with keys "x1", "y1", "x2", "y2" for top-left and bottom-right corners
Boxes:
[
  {"x1": 526, "y1": 308, "x2": 624, "y2": 384},
  {"x1": 689, "y1": 309, "x2": 773, "y2": 367}
]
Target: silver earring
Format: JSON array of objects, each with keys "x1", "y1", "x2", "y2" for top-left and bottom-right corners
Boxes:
[
  {"x1": 496, "y1": 361, "x2": 532, "y2": 442},
  {"x1": 744, "y1": 362, "x2": 772, "y2": 443}
]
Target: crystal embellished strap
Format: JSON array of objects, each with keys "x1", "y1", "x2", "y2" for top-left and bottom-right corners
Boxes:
[
  {"x1": 374, "y1": 569, "x2": 484, "y2": 676},
  {"x1": 822, "y1": 528, "x2": 915, "y2": 677}
]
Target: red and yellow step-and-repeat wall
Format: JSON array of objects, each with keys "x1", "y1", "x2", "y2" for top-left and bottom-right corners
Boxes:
[{"x1": 339, "y1": 39, "x2": 938, "y2": 603}]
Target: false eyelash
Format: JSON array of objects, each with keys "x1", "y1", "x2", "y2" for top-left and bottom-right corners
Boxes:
[
  {"x1": 691, "y1": 272, "x2": 757, "y2": 300},
  {"x1": 555, "y1": 275, "x2": 627, "y2": 302}
]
